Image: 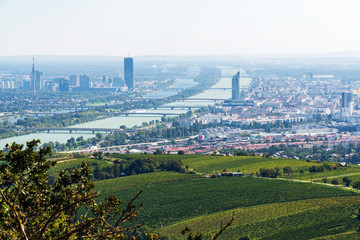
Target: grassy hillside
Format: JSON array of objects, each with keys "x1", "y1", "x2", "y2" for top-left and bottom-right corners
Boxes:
[
  {"x1": 47, "y1": 156, "x2": 113, "y2": 176},
  {"x1": 159, "y1": 196, "x2": 360, "y2": 239},
  {"x1": 94, "y1": 173, "x2": 359, "y2": 234},
  {"x1": 50, "y1": 153, "x2": 360, "y2": 239},
  {"x1": 181, "y1": 155, "x2": 317, "y2": 174},
  {"x1": 51, "y1": 153, "x2": 360, "y2": 182}
]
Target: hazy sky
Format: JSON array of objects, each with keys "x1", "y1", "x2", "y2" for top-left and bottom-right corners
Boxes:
[{"x1": 1, "y1": 0, "x2": 360, "y2": 56}]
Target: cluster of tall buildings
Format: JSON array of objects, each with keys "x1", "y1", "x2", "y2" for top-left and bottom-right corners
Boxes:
[{"x1": 24, "y1": 57, "x2": 134, "y2": 93}]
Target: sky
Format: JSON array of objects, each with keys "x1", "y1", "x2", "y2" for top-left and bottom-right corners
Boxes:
[{"x1": 1, "y1": 0, "x2": 360, "y2": 56}]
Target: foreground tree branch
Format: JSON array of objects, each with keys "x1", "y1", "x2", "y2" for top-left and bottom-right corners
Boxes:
[{"x1": 0, "y1": 140, "x2": 152, "y2": 240}]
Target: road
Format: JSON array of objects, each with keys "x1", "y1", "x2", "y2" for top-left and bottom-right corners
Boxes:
[{"x1": 63, "y1": 135, "x2": 199, "y2": 153}]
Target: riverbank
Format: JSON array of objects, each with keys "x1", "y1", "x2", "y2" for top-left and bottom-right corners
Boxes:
[{"x1": 0, "y1": 67, "x2": 223, "y2": 148}]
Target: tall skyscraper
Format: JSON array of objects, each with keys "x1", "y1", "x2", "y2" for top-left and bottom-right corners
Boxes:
[
  {"x1": 340, "y1": 92, "x2": 353, "y2": 121},
  {"x1": 124, "y1": 57, "x2": 133, "y2": 89},
  {"x1": 31, "y1": 56, "x2": 42, "y2": 93},
  {"x1": 231, "y1": 71, "x2": 240, "y2": 100},
  {"x1": 79, "y1": 75, "x2": 90, "y2": 91},
  {"x1": 34, "y1": 70, "x2": 42, "y2": 91}
]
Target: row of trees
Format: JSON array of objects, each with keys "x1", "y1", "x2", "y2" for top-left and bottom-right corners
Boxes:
[
  {"x1": 256, "y1": 144, "x2": 360, "y2": 163},
  {"x1": 258, "y1": 168, "x2": 282, "y2": 178},
  {"x1": 93, "y1": 158, "x2": 185, "y2": 180},
  {"x1": 42, "y1": 133, "x2": 103, "y2": 152}
]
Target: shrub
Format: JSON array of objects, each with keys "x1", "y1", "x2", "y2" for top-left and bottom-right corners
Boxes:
[
  {"x1": 353, "y1": 181, "x2": 360, "y2": 189},
  {"x1": 331, "y1": 178, "x2": 340, "y2": 185}
]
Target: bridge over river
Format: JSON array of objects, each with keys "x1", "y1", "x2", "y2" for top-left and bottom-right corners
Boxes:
[
  {"x1": 117, "y1": 112, "x2": 179, "y2": 116},
  {"x1": 24, "y1": 127, "x2": 135, "y2": 134}
]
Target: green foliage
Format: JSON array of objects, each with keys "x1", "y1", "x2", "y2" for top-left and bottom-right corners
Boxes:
[
  {"x1": 343, "y1": 177, "x2": 352, "y2": 187},
  {"x1": 283, "y1": 166, "x2": 293, "y2": 176},
  {"x1": 95, "y1": 174, "x2": 357, "y2": 230},
  {"x1": 331, "y1": 178, "x2": 340, "y2": 185},
  {"x1": 91, "y1": 157, "x2": 185, "y2": 180},
  {"x1": 0, "y1": 140, "x2": 149, "y2": 239},
  {"x1": 259, "y1": 168, "x2": 281, "y2": 178},
  {"x1": 309, "y1": 165, "x2": 325, "y2": 173},
  {"x1": 181, "y1": 155, "x2": 317, "y2": 176},
  {"x1": 221, "y1": 202, "x2": 360, "y2": 240},
  {"x1": 153, "y1": 149, "x2": 164, "y2": 155},
  {"x1": 353, "y1": 181, "x2": 360, "y2": 189}
]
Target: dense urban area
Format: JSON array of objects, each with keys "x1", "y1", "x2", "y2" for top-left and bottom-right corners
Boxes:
[
  {"x1": 1, "y1": 56, "x2": 360, "y2": 164},
  {"x1": 3, "y1": 55, "x2": 360, "y2": 239}
]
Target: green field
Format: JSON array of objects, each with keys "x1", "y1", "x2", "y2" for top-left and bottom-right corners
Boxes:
[
  {"x1": 181, "y1": 155, "x2": 318, "y2": 174},
  {"x1": 50, "y1": 154, "x2": 360, "y2": 239},
  {"x1": 94, "y1": 172, "x2": 359, "y2": 238},
  {"x1": 314, "y1": 174, "x2": 360, "y2": 187},
  {"x1": 48, "y1": 157, "x2": 113, "y2": 176},
  {"x1": 51, "y1": 154, "x2": 360, "y2": 182},
  {"x1": 159, "y1": 196, "x2": 360, "y2": 239}
]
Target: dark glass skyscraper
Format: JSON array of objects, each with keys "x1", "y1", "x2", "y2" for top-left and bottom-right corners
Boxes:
[
  {"x1": 231, "y1": 71, "x2": 240, "y2": 100},
  {"x1": 124, "y1": 57, "x2": 133, "y2": 89}
]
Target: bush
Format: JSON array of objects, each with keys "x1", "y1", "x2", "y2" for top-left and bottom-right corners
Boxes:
[
  {"x1": 353, "y1": 181, "x2": 360, "y2": 189},
  {"x1": 342, "y1": 177, "x2": 352, "y2": 187},
  {"x1": 331, "y1": 178, "x2": 340, "y2": 185}
]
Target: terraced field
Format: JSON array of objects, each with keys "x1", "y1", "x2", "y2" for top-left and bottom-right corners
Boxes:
[
  {"x1": 50, "y1": 154, "x2": 360, "y2": 239},
  {"x1": 159, "y1": 196, "x2": 360, "y2": 239},
  {"x1": 181, "y1": 155, "x2": 318, "y2": 174},
  {"x1": 94, "y1": 172, "x2": 359, "y2": 238}
]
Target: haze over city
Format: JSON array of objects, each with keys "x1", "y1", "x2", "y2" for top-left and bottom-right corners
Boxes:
[
  {"x1": 3, "y1": 0, "x2": 360, "y2": 239},
  {"x1": 1, "y1": 0, "x2": 360, "y2": 56}
]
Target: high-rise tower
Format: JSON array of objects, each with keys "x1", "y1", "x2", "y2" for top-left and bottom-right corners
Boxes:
[
  {"x1": 79, "y1": 75, "x2": 90, "y2": 91},
  {"x1": 124, "y1": 57, "x2": 133, "y2": 90},
  {"x1": 31, "y1": 56, "x2": 42, "y2": 93},
  {"x1": 340, "y1": 92, "x2": 353, "y2": 121},
  {"x1": 231, "y1": 71, "x2": 240, "y2": 100},
  {"x1": 32, "y1": 56, "x2": 35, "y2": 94}
]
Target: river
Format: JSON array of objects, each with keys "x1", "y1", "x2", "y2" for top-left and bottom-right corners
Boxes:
[{"x1": 0, "y1": 68, "x2": 251, "y2": 148}]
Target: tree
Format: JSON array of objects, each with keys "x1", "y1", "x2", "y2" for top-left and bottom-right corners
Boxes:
[
  {"x1": 153, "y1": 149, "x2": 163, "y2": 155},
  {"x1": 353, "y1": 181, "x2": 360, "y2": 189},
  {"x1": 283, "y1": 166, "x2": 293, "y2": 176},
  {"x1": 0, "y1": 140, "x2": 153, "y2": 239},
  {"x1": 342, "y1": 177, "x2": 352, "y2": 187},
  {"x1": 331, "y1": 178, "x2": 340, "y2": 185},
  {"x1": 178, "y1": 150, "x2": 185, "y2": 155}
]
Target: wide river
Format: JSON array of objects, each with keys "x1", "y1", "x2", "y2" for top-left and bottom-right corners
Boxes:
[{"x1": 0, "y1": 67, "x2": 251, "y2": 148}]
